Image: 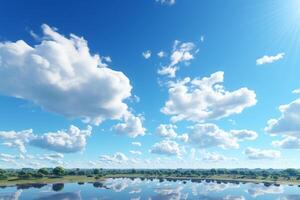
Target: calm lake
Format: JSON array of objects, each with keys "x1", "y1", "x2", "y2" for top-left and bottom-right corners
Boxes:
[{"x1": 0, "y1": 178, "x2": 300, "y2": 200}]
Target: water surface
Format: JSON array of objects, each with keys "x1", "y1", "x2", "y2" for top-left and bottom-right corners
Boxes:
[{"x1": 0, "y1": 178, "x2": 300, "y2": 199}]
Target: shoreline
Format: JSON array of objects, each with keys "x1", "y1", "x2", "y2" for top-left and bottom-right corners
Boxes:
[{"x1": 1, "y1": 175, "x2": 300, "y2": 187}]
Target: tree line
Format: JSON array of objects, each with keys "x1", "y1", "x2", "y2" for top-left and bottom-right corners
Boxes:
[{"x1": 1, "y1": 167, "x2": 300, "y2": 181}]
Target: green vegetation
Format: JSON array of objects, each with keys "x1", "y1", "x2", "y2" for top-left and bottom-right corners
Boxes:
[
  {"x1": 1, "y1": 167, "x2": 300, "y2": 186},
  {"x1": 53, "y1": 166, "x2": 65, "y2": 176}
]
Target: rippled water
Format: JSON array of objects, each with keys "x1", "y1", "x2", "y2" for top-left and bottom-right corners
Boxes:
[{"x1": 0, "y1": 178, "x2": 300, "y2": 200}]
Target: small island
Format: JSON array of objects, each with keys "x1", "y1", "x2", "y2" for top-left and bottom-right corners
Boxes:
[{"x1": 1, "y1": 167, "x2": 300, "y2": 187}]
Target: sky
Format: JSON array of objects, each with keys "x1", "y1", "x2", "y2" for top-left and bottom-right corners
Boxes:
[{"x1": 0, "y1": 0, "x2": 300, "y2": 169}]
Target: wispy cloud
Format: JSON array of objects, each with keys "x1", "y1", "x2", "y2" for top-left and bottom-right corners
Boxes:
[
  {"x1": 244, "y1": 147, "x2": 281, "y2": 160},
  {"x1": 156, "y1": 0, "x2": 176, "y2": 6},
  {"x1": 142, "y1": 50, "x2": 151, "y2": 59},
  {"x1": 292, "y1": 88, "x2": 300, "y2": 94},
  {"x1": 256, "y1": 53, "x2": 285, "y2": 65}
]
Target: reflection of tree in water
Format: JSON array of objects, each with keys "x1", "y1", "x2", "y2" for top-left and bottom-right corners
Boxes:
[
  {"x1": 17, "y1": 183, "x2": 47, "y2": 190},
  {"x1": 52, "y1": 183, "x2": 64, "y2": 192},
  {"x1": 35, "y1": 192, "x2": 81, "y2": 200},
  {"x1": 93, "y1": 182, "x2": 104, "y2": 188}
]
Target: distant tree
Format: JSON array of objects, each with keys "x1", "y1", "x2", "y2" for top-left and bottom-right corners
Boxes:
[
  {"x1": 17, "y1": 171, "x2": 32, "y2": 179},
  {"x1": 0, "y1": 169, "x2": 6, "y2": 174},
  {"x1": 210, "y1": 169, "x2": 217, "y2": 175},
  {"x1": 261, "y1": 170, "x2": 270, "y2": 178},
  {"x1": 53, "y1": 167, "x2": 65, "y2": 176},
  {"x1": 283, "y1": 169, "x2": 299, "y2": 177},
  {"x1": 37, "y1": 168, "x2": 49, "y2": 176},
  {"x1": 52, "y1": 183, "x2": 64, "y2": 191},
  {"x1": 68, "y1": 170, "x2": 76, "y2": 175},
  {"x1": 272, "y1": 175, "x2": 279, "y2": 181},
  {"x1": 78, "y1": 171, "x2": 85, "y2": 176},
  {"x1": 0, "y1": 169, "x2": 7, "y2": 180},
  {"x1": 93, "y1": 169, "x2": 100, "y2": 175}
]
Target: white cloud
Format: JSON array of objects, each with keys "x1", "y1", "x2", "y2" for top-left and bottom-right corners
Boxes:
[
  {"x1": 265, "y1": 99, "x2": 300, "y2": 135},
  {"x1": 88, "y1": 161, "x2": 98, "y2": 167},
  {"x1": 0, "y1": 152, "x2": 66, "y2": 168},
  {"x1": 0, "y1": 24, "x2": 133, "y2": 125},
  {"x1": 272, "y1": 136, "x2": 300, "y2": 149},
  {"x1": 132, "y1": 142, "x2": 142, "y2": 147},
  {"x1": 129, "y1": 150, "x2": 142, "y2": 155},
  {"x1": 230, "y1": 129, "x2": 258, "y2": 141},
  {"x1": 161, "y1": 71, "x2": 257, "y2": 123},
  {"x1": 188, "y1": 123, "x2": 257, "y2": 149},
  {"x1": 292, "y1": 88, "x2": 300, "y2": 94},
  {"x1": 99, "y1": 152, "x2": 128, "y2": 164},
  {"x1": 156, "y1": 124, "x2": 177, "y2": 138},
  {"x1": 176, "y1": 133, "x2": 189, "y2": 143},
  {"x1": 170, "y1": 40, "x2": 195, "y2": 67},
  {"x1": 224, "y1": 196, "x2": 245, "y2": 200},
  {"x1": 157, "y1": 66, "x2": 178, "y2": 78},
  {"x1": 188, "y1": 123, "x2": 239, "y2": 149},
  {"x1": 142, "y1": 50, "x2": 151, "y2": 59},
  {"x1": 0, "y1": 153, "x2": 18, "y2": 163},
  {"x1": 102, "y1": 56, "x2": 112, "y2": 63},
  {"x1": 156, "y1": 0, "x2": 175, "y2": 5},
  {"x1": 265, "y1": 99, "x2": 300, "y2": 149},
  {"x1": 200, "y1": 35, "x2": 205, "y2": 43},
  {"x1": 157, "y1": 40, "x2": 196, "y2": 78},
  {"x1": 112, "y1": 112, "x2": 146, "y2": 138},
  {"x1": 43, "y1": 153, "x2": 64, "y2": 160},
  {"x1": 30, "y1": 125, "x2": 92, "y2": 153},
  {"x1": 157, "y1": 51, "x2": 166, "y2": 58},
  {"x1": 156, "y1": 124, "x2": 189, "y2": 143},
  {"x1": 0, "y1": 125, "x2": 91, "y2": 154},
  {"x1": 150, "y1": 140, "x2": 181, "y2": 156},
  {"x1": 39, "y1": 153, "x2": 65, "y2": 165},
  {"x1": 244, "y1": 147, "x2": 281, "y2": 160},
  {"x1": 256, "y1": 53, "x2": 285, "y2": 65},
  {"x1": 201, "y1": 151, "x2": 237, "y2": 163},
  {"x1": 0, "y1": 129, "x2": 34, "y2": 153}
]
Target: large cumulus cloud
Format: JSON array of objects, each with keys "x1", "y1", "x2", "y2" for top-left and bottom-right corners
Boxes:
[
  {"x1": 161, "y1": 71, "x2": 257, "y2": 123},
  {"x1": 0, "y1": 24, "x2": 132, "y2": 125},
  {"x1": 0, "y1": 125, "x2": 92, "y2": 153},
  {"x1": 188, "y1": 123, "x2": 257, "y2": 149},
  {"x1": 265, "y1": 99, "x2": 300, "y2": 149}
]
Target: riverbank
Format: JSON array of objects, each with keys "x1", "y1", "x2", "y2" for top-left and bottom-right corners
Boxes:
[
  {"x1": 0, "y1": 175, "x2": 103, "y2": 187},
  {"x1": 1, "y1": 174, "x2": 300, "y2": 187}
]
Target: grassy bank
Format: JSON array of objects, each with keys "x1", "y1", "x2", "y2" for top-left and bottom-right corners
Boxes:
[
  {"x1": 1, "y1": 174, "x2": 300, "y2": 187},
  {"x1": 0, "y1": 175, "x2": 103, "y2": 187}
]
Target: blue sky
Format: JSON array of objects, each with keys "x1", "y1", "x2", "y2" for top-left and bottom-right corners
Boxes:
[{"x1": 0, "y1": 0, "x2": 300, "y2": 169}]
